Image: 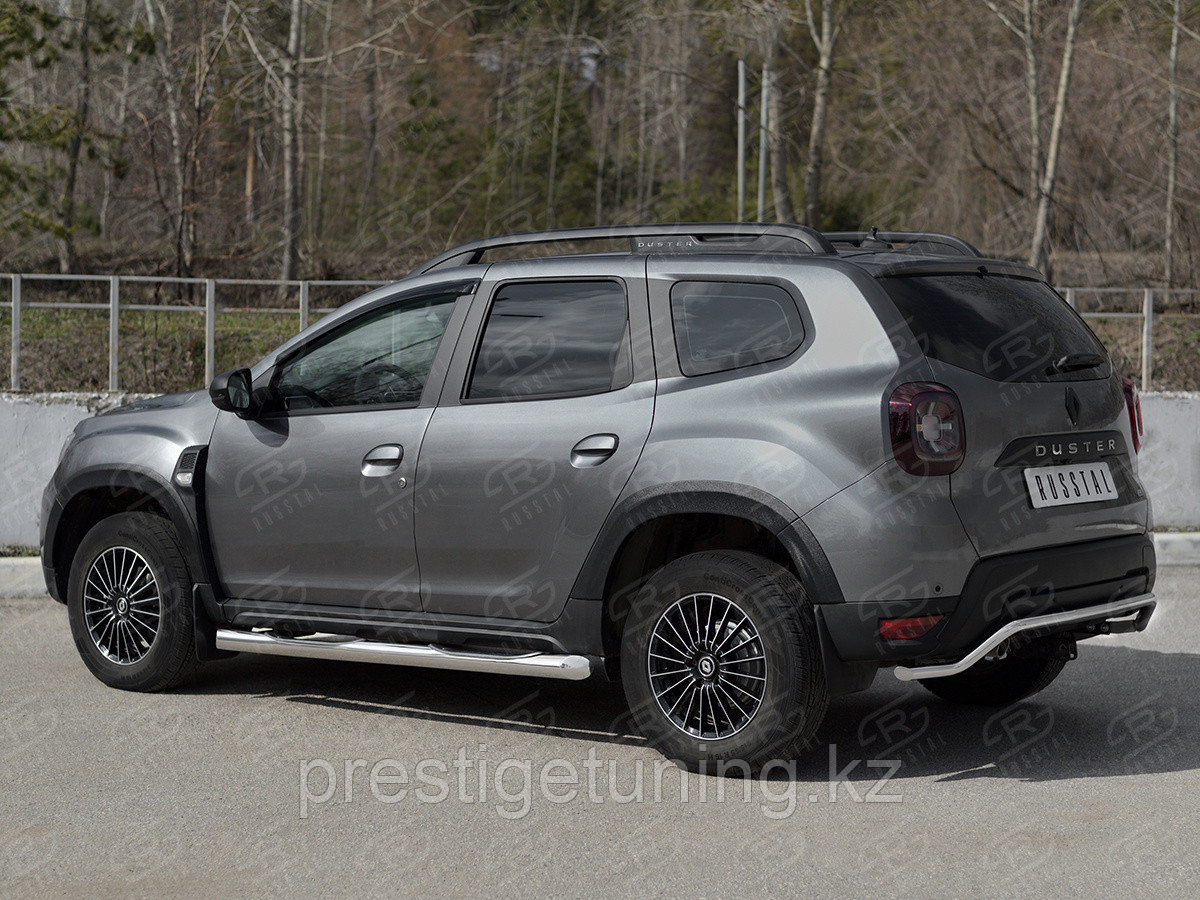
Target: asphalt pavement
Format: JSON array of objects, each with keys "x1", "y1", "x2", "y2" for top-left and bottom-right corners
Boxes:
[{"x1": 1, "y1": 569, "x2": 1197, "y2": 896}]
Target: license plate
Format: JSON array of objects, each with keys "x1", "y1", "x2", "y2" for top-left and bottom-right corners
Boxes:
[{"x1": 1024, "y1": 461, "x2": 1118, "y2": 509}]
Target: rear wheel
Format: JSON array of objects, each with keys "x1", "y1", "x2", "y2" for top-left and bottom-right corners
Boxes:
[
  {"x1": 620, "y1": 551, "x2": 828, "y2": 771},
  {"x1": 919, "y1": 637, "x2": 1069, "y2": 706},
  {"x1": 67, "y1": 512, "x2": 199, "y2": 691}
]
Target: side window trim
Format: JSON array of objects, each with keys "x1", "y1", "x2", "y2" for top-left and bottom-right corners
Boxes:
[
  {"x1": 264, "y1": 286, "x2": 472, "y2": 417},
  {"x1": 460, "y1": 276, "x2": 633, "y2": 405}
]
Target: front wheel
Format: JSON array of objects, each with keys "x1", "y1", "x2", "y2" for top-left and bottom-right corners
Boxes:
[
  {"x1": 67, "y1": 512, "x2": 199, "y2": 691},
  {"x1": 620, "y1": 551, "x2": 828, "y2": 772}
]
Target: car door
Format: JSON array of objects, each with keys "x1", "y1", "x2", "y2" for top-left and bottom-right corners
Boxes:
[
  {"x1": 414, "y1": 257, "x2": 655, "y2": 622},
  {"x1": 205, "y1": 284, "x2": 471, "y2": 610}
]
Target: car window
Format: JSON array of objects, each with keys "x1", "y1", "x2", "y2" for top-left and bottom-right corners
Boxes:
[
  {"x1": 670, "y1": 281, "x2": 805, "y2": 377},
  {"x1": 466, "y1": 280, "x2": 631, "y2": 401},
  {"x1": 880, "y1": 275, "x2": 1110, "y2": 382},
  {"x1": 275, "y1": 291, "x2": 458, "y2": 411}
]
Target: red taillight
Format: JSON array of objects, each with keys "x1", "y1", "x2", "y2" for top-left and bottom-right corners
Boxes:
[
  {"x1": 887, "y1": 382, "x2": 965, "y2": 475},
  {"x1": 1121, "y1": 377, "x2": 1143, "y2": 453},
  {"x1": 879, "y1": 615, "x2": 943, "y2": 641}
]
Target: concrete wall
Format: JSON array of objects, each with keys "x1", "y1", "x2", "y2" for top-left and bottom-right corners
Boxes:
[
  {"x1": 1, "y1": 390, "x2": 1197, "y2": 548},
  {"x1": 1139, "y1": 393, "x2": 1200, "y2": 530},
  {"x1": 0, "y1": 393, "x2": 149, "y2": 547}
]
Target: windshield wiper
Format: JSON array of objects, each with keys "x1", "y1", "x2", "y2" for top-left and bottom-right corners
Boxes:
[{"x1": 1047, "y1": 352, "x2": 1105, "y2": 375}]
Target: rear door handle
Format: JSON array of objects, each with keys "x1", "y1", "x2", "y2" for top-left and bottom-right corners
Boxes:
[
  {"x1": 570, "y1": 434, "x2": 618, "y2": 468},
  {"x1": 362, "y1": 443, "x2": 403, "y2": 476}
]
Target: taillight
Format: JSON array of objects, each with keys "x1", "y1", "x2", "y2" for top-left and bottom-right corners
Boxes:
[
  {"x1": 1121, "y1": 377, "x2": 1143, "y2": 453},
  {"x1": 887, "y1": 382, "x2": 965, "y2": 476}
]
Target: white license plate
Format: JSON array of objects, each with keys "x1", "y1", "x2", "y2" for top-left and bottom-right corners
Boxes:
[{"x1": 1024, "y1": 461, "x2": 1118, "y2": 509}]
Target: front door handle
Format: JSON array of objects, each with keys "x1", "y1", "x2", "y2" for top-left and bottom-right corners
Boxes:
[
  {"x1": 362, "y1": 443, "x2": 403, "y2": 477},
  {"x1": 570, "y1": 434, "x2": 618, "y2": 468}
]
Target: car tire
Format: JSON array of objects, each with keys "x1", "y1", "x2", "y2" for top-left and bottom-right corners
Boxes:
[
  {"x1": 620, "y1": 550, "x2": 829, "y2": 772},
  {"x1": 67, "y1": 512, "x2": 199, "y2": 692},
  {"x1": 918, "y1": 638, "x2": 1069, "y2": 706}
]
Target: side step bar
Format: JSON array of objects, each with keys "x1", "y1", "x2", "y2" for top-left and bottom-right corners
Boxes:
[
  {"x1": 214, "y1": 629, "x2": 592, "y2": 681},
  {"x1": 894, "y1": 593, "x2": 1156, "y2": 682}
]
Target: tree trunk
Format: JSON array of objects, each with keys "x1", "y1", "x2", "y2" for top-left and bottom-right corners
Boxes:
[
  {"x1": 803, "y1": 0, "x2": 836, "y2": 229},
  {"x1": 767, "y1": 55, "x2": 795, "y2": 222},
  {"x1": 57, "y1": 0, "x2": 93, "y2": 274},
  {"x1": 280, "y1": 0, "x2": 304, "y2": 283},
  {"x1": 143, "y1": 0, "x2": 192, "y2": 274},
  {"x1": 357, "y1": 0, "x2": 379, "y2": 233},
  {"x1": 1164, "y1": 0, "x2": 1181, "y2": 288},
  {"x1": 1028, "y1": 0, "x2": 1084, "y2": 272},
  {"x1": 244, "y1": 120, "x2": 256, "y2": 231},
  {"x1": 545, "y1": 0, "x2": 580, "y2": 228},
  {"x1": 1022, "y1": 0, "x2": 1041, "y2": 206},
  {"x1": 100, "y1": 25, "x2": 136, "y2": 239},
  {"x1": 313, "y1": 0, "x2": 333, "y2": 250}
]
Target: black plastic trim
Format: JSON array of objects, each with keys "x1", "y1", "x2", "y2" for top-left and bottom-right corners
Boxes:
[
  {"x1": 569, "y1": 481, "x2": 845, "y2": 606},
  {"x1": 821, "y1": 533, "x2": 1155, "y2": 663}
]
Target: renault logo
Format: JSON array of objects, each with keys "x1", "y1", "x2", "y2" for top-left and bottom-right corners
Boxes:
[{"x1": 1065, "y1": 387, "x2": 1081, "y2": 426}]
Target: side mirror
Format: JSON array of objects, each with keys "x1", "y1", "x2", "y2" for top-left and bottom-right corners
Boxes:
[{"x1": 209, "y1": 368, "x2": 255, "y2": 417}]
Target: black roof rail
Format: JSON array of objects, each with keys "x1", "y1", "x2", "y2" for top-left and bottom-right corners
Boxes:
[
  {"x1": 824, "y1": 230, "x2": 983, "y2": 258},
  {"x1": 412, "y1": 223, "x2": 837, "y2": 274}
]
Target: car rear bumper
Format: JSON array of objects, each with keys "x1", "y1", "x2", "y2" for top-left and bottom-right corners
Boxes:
[{"x1": 819, "y1": 533, "x2": 1156, "y2": 664}]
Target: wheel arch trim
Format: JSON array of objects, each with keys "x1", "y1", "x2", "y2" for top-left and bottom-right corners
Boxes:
[
  {"x1": 44, "y1": 464, "x2": 209, "y2": 602},
  {"x1": 570, "y1": 480, "x2": 845, "y2": 606}
]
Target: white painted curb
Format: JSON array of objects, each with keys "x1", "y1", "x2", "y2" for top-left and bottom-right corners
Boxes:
[
  {"x1": 2, "y1": 533, "x2": 1197, "y2": 601},
  {"x1": 1154, "y1": 532, "x2": 1200, "y2": 567},
  {"x1": 0, "y1": 557, "x2": 49, "y2": 598}
]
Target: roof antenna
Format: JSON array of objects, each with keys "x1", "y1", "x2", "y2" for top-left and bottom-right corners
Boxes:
[{"x1": 869, "y1": 226, "x2": 879, "y2": 240}]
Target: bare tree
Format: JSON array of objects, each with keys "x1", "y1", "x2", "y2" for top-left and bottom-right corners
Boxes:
[
  {"x1": 56, "y1": 0, "x2": 94, "y2": 273},
  {"x1": 1164, "y1": 0, "x2": 1181, "y2": 287},
  {"x1": 1029, "y1": 0, "x2": 1085, "y2": 271},
  {"x1": 802, "y1": 0, "x2": 850, "y2": 228},
  {"x1": 281, "y1": 0, "x2": 304, "y2": 282}
]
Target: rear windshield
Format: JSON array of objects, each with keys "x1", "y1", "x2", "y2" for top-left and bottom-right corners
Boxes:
[{"x1": 880, "y1": 274, "x2": 1109, "y2": 382}]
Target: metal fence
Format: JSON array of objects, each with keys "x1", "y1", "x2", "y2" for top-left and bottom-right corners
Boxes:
[
  {"x1": 0, "y1": 273, "x2": 1196, "y2": 393},
  {"x1": 2, "y1": 273, "x2": 388, "y2": 392}
]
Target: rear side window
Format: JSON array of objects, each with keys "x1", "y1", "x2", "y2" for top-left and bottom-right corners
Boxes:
[
  {"x1": 670, "y1": 281, "x2": 805, "y2": 377},
  {"x1": 880, "y1": 274, "x2": 1109, "y2": 382},
  {"x1": 467, "y1": 280, "x2": 631, "y2": 401}
]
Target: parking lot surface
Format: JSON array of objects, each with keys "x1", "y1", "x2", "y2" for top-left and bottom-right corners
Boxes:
[{"x1": 2, "y1": 569, "x2": 1197, "y2": 896}]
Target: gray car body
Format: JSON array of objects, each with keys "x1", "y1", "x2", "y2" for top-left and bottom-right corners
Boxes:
[{"x1": 41, "y1": 240, "x2": 1153, "y2": 691}]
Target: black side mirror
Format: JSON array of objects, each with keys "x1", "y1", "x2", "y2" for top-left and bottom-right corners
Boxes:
[{"x1": 209, "y1": 368, "x2": 255, "y2": 417}]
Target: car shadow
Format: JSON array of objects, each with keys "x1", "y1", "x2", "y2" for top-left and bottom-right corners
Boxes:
[{"x1": 188, "y1": 641, "x2": 1200, "y2": 783}]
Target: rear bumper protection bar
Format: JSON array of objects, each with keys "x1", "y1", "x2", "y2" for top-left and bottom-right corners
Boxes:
[
  {"x1": 214, "y1": 628, "x2": 593, "y2": 681},
  {"x1": 893, "y1": 593, "x2": 1156, "y2": 682}
]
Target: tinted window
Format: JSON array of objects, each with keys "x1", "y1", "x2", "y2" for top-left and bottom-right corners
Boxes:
[
  {"x1": 881, "y1": 275, "x2": 1109, "y2": 382},
  {"x1": 467, "y1": 280, "x2": 631, "y2": 401},
  {"x1": 670, "y1": 281, "x2": 805, "y2": 376},
  {"x1": 275, "y1": 291, "x2": 458, "y2": 410}
]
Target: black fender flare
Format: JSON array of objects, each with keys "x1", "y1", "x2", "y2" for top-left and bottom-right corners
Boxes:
[
  {"x1": 45, "y1": 464, "x2": 212, "y2": 601},
  {"x1": 571, "y1": 481, "x2": 868, "y2": 695},
  {"x1": 570, "y1": 480, "x2": 845, "y2": 606}
]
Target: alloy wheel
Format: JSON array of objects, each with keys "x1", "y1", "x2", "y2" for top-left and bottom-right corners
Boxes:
[
  {"x1": 646, "y1": 593, "x2": 767, "y2": 740},
  {"x1": 82, "y1": 546, "x2": 162, "y2": 666}
]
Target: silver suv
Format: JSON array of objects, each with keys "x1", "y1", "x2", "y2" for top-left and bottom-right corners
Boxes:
[{"x1": 41, "y1": 224, "x2": 1156, "y2": 769}]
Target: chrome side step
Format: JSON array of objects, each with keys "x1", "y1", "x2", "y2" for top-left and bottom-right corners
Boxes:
[
  {"x1": 893, "y1": 593, "x2": 1156, "y2": 682},
  {"x1": 214, "y1": 628, "x2": 592, "y2": 681}
]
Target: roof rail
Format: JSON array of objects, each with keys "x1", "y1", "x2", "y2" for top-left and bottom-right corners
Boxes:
[
  {"x1": 412, "y1": 223, "x2": 837, "y2": 274},
  {"x1": 824, "y1": 230, "x2": 983, "y2": 258}
]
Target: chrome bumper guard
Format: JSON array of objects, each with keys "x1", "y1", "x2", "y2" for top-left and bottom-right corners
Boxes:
[{"x1": 893, "y1": 592, "x2": 1156, "y2": 682}]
